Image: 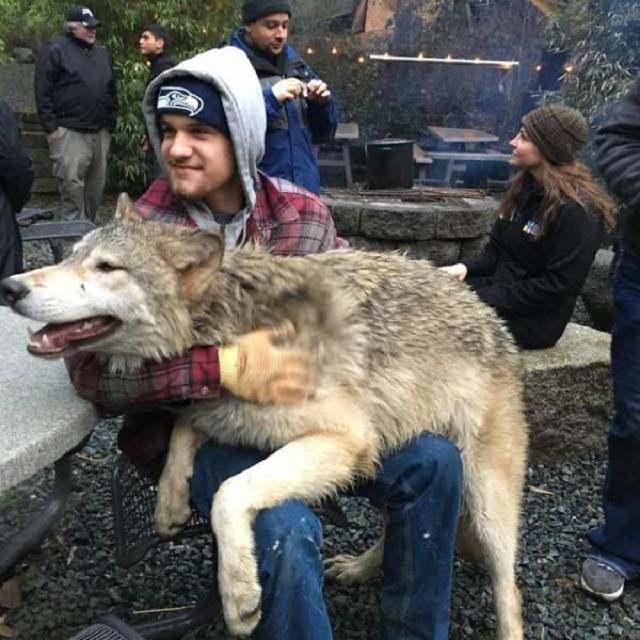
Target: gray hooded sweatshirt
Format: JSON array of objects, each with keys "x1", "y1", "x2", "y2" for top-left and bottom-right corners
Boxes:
[{"x1": 142, "y1": 46, "x2": 266, "y2": 248}]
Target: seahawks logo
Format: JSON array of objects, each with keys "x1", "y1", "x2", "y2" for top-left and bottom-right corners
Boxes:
[{"x1": 157, "y1": 87, "x2": 204, "y2": 117}]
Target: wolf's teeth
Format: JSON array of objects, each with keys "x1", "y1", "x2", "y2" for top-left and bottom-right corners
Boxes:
[
  {"x1": 27, "y1": 326, "x2": 35, "y2": 338},
  {"x1": 42, "y1": 334, "x2": 50, "y2": 347},
  {"x1": 82, "y1": 322, "x2": 92, "y2": 330}
]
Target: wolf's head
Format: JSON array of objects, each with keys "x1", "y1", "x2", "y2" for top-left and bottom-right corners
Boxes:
[{"x1": 0, "y1": 194, "x2": 225, "y2": 364}]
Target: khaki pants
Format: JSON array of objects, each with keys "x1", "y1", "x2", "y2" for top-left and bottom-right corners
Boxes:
[{"x1": 48, "y1": 126, "x2": 111, "y2": 222}]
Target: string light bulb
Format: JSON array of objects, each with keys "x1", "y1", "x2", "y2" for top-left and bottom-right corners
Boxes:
[
  {"x1": 331, "y1": 46, "x2": 338, "y2": 55},
  {"x1": 357, "y1": 55, "x2": 365, "y2": 64},
  {"x1": 564, "y1": 64, "x2": 574, "y2": 73},
  {"x1": 535, "y1": 64, "x2": 542, "y2": 72},
  {"x1": 307, "y1": 47, "x2": 314, "y2": 55}
]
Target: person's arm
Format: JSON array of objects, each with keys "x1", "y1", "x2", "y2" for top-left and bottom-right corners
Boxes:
[
  {"x1": 34, "y1": 43, "x2": 59, "y2": 134},
  {"x1": 263, "y1": 85, "x2": 286, "y2": 125},
  {"x1": 66, "y1": 326, "x2": 314, "y2": 416},
  {"x1": 0, "y1": 100, "x2": 34, "y2": 212},
  {"x1": 461, "y1": 219, "x2": 504, "y2": 278},
  {"x1": 596, "y1": 77, "x2": 640, "y2": 211},
  {"x1": 474, "y1": 204, "x2": 603, "y2": 315},
  {"x1": 305, "y1": 75, "x2": 338, "y2": 145}
]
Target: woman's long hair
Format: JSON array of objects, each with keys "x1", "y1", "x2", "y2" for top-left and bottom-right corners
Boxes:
[{"x1": 498, "y1": 160, "x2": 617, "y2": 235}]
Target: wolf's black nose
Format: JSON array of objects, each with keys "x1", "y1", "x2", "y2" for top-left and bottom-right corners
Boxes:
[{"x1": 0, "y1": 278, "x2": 30, "y2": 306}]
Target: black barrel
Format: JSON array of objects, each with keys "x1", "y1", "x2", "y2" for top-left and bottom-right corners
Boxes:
[{"x1": 366, "y1": 138, "x2": 414, "y2": 189}]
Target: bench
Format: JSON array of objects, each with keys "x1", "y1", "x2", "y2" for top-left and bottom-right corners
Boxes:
[
  {"x1": 521, "y1": 323, "x2": 611, "y2": 460},
  {"x1": 0, "y1": 309, "x2": 97, "y2": 578},
  {"x1": 427, "y1": 150, "x2": 512, "y2": 186}
]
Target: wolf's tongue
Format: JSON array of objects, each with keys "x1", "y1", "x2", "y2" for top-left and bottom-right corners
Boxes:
[{"x1": 27, "y1": 316, "x2": 117, "y2": 355}]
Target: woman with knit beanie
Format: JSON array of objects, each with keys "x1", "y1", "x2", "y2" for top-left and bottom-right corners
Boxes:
[{"x1": 441, "y1": 103, "x2": 616, "y2": 349}]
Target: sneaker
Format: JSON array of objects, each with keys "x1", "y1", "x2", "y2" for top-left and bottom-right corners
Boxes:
[{"x1": 580, "y1": 557, "x2": 625, "y2": 602}]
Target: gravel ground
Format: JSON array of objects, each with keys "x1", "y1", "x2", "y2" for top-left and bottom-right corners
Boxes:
[
  {"x1": 1, "y1": 420, "x2": 639, "y2": 640},
  {"x1": 1, "y1": 223, "x2": 637, "y2": 639}
]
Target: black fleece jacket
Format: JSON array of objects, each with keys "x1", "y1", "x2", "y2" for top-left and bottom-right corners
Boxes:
[
  {"x1": 462, "y1": 176, "x2": 603, "y2": 349},
  {"x1": 34, "y1": 34, "x2": 117, "y2": 133},
  {"x1": 144, "y1": 51, "x2": 174, "y2": 88},
  {"x1": 596, "y1": 77, "x2": 640, "y2": 257}
]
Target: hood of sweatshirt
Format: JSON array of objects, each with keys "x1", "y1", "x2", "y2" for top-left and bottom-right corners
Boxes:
[{"x1": 142, "y1": 46, "x2": 266, "y2": 242}]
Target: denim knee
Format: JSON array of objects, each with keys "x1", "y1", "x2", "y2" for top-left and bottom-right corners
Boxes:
[
  {"x1": 383, "y1": 435, "x2": 463, "y2": 509},
  {"x1": 255, "y1": 501, "x2": 324, "y2": 587}
]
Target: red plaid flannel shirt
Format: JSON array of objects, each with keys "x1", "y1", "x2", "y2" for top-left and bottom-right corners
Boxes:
[{"x1": 68, "y1": 173, "x2": 344, "y2": 416}]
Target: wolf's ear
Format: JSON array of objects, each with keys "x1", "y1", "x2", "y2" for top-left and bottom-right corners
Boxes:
[
  {"x1": 162, "y1": 230, "x2": 224, "y2": 302},
  {"x1": 114, "y1": 193, "x2": 143, "y2": 222}
]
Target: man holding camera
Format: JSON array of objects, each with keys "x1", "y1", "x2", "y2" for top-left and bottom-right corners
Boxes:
[{"x1": 229, "y1": 0, "x2": 338, "y2": 194}]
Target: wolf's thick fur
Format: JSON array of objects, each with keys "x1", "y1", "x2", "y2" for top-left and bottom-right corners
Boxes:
[{"x1": 5, "y1": 197, "x2": 528, "y2": 639}]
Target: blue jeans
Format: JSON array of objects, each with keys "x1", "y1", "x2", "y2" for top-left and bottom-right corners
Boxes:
[
  {"x1": 191, "y1": 434, "x2": 463, "y2": 640},
  {"x1": 587, "y1": 251, "x2": 640, "y2": 578}
]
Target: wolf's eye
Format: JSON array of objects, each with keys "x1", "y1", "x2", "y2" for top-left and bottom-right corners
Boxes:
[{"x1": 96, "y1": 261, "x2": 121, "y2": 273}]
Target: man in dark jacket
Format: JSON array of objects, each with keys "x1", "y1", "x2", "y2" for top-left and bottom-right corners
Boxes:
[
  {"x1": 139, "y1": 23, "x2": 174, "y2": 184},
  {"x1": 34, "y1": 5, "x2": 117, "y2": 222},
  {"x1": 0, "y1": 98, "x2": 34, "y2": 279},
  {"x1": 580, "y1": 78, "x2": 640, "y2": 601},
  {"x1": 229, "y1": 0, "x2": 338, "y2": 194}
]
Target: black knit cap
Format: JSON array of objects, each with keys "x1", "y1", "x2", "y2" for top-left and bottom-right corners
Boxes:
[
  {"x1": 522, "y1": 104, "x2": 589, "y2": 165},
  {"x1": 242, "y1": 0, "x2": 292, "y2": 23}
]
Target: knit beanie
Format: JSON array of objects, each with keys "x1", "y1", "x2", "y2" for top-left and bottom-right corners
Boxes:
[
  {"x1": 242, "y1": 0, "x2": 292, "y2": 23},
  {"x1": 156, "y1": 76, "x2": 229, "y2": 136},
  {"x1": 522, "y1": 104, "x2": 589, "y2": 165}
]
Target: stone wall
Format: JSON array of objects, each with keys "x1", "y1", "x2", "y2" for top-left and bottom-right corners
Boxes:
[{"x1": 323, "y1": 193, "x2": 499, "y2": 265}]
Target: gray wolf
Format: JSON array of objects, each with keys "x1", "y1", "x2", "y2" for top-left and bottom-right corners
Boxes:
[{"x1": 2, "y1": 195, "x2": 528, "y2": 639}]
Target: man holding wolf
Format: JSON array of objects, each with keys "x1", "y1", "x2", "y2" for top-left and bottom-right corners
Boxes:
[{"x1": 67, "y1": 47, "x2": 464, "y2": 639}]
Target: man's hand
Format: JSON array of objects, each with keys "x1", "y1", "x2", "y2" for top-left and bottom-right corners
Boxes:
[
  {"x1": 306, "y1": 79, "x2": 331, "y2": 104},
  {"x1": 219, "y1": 322, "x2": 316, "y2": 405},
  {"x1": 46, "y1": 127, "x2": 62, "y2": 143},
  {"x1": 439, "y1": 263, "x2": 468, "y2": 282},
  {"x1": 271, "y1": 78, "x2": 305, "y2": 103}
]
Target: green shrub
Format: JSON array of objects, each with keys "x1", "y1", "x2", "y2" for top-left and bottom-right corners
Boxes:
[{"x1": 545, "y1": 0, "x2": 640, "y2": 118}]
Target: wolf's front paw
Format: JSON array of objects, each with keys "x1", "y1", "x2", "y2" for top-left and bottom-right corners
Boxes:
[
  {"x1": 154, "y1": 477, "x2": 192, "y2": 538},
  {"x1": 219, "y1": 564, "x2": 262, "y2": 637}
]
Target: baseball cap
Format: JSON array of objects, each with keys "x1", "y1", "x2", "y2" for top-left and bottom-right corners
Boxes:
[{"x1": 66, "y1": 5, "x2": 100, "y2": 27}]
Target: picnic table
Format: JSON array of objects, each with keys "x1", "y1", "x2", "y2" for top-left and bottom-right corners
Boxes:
[
  {"x1": 0, "y1": 307, "x2": 97, "y2": 577},
  {"x1": 427, "y1": 126, "x2": 500, "y2": 146},
  {"x1": 422, "y1": 127, "x2": 510, "y2": 186},
  {"x1": 318, "y1": 122, "x2": 360, "y2": 187}
]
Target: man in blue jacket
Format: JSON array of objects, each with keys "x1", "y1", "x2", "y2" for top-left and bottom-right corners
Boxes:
[{"x1": 229, "y1": 0, "x2": 338, "y2": 194}]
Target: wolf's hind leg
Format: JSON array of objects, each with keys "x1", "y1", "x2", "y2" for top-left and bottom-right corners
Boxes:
[
  {"x1": 324, "y1": 536, "x2": 384, "y2": 584},
  {"x1": 465, "y1": 397, "x2": 526, "y2": 640},
  {"x1": 155, "y1": 416, "x2": 206, "y2": 537}
]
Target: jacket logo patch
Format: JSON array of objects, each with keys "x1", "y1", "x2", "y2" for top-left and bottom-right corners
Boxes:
[
  {"x1": 157, "y1": 87, "x2": 204, "y2": 117},
  {"x1": 522, "y1": 220, "x2": 541, "y2": 236}
]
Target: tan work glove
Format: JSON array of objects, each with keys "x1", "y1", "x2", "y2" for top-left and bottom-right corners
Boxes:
[{"x1": 218, "y1": 323, "x2": 316, "y2": 405}]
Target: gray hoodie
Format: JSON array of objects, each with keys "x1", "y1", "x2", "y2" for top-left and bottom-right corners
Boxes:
[{"x1": 142, "y1": 46, "x2": 266, "y2": 247}]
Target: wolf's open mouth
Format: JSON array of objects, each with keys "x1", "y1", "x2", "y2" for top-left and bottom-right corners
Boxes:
[{"x1": 27, "y1": 316, "x2": 121, "y2": 357}]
